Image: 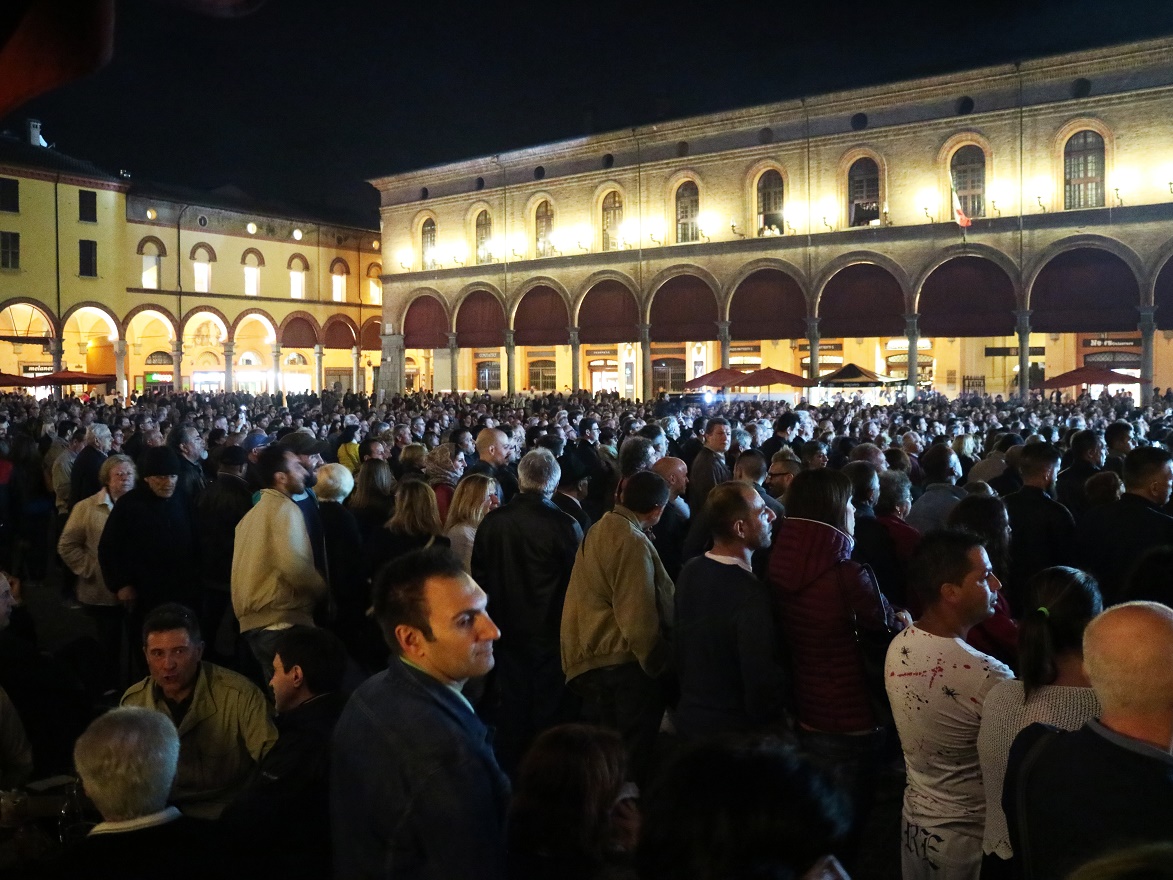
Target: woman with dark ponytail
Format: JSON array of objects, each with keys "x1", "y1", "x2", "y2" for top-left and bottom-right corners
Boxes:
[{"x1": 975, "y1": 566, "x2": 1103, "y2": 878}]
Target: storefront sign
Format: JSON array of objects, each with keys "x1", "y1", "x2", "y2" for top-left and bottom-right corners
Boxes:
[
  {"x1": 1083, "y1": 337, "x2": 1140, "y2": 348},
  {"x1": 798, "y1": 343, "x2": 843, "y2": 352}
]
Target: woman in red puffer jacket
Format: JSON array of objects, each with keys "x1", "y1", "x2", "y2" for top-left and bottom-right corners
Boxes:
[{"x1": 768, "y1": 467, "x2": 908, "y2": 868}]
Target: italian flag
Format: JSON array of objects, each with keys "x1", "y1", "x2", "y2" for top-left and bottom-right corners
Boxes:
[{"x1": 951, "y1": 177, "x2": 972, "y2": 228}]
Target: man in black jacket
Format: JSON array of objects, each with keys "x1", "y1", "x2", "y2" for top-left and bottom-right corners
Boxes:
[
  {"x1": 194, "y1": 445, "x2": 252, "y2": 666},
  {"x1": 1055, "y1": 428, "x2": 1105, "y2": 521},
  {"x1": 471, "y1": 447, "x2": 582, "y2": 776},
  {"x1": 1076, "y1": 445, "x2": 1173, "y2": 604},
  {"x1": 1003, "y1": 443, "x2": 1074, "y2": 614}
]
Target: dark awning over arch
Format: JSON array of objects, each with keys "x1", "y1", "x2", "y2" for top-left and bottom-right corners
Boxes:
[
  {"x1": 1031, "y1": 249, "x2": 1140, "y2": 333},
  {"x1": 455, "y1": 290, "x2": 507, "y2": 348},
  {"x1": 360, "y1": 321, "x2": 382, "y2": 351},
  {"x1": 818, "y1": 264, "x2": 905, "y2": 338},
  {"x1": 514, "y1": 286, "x2": 570, "y2": 346},
  {"x1": 729, "y1": 270, "x2": 807, "y2": 341},
  {"x1": 919, "y1": 257, "x2": 1016, "y2": 337},
  {"x1": 403, "y1": 297, "x2": 449, "y2": 349},
  {"x1": 282, "y1": 317, "x2": 317, "y2": 348},
  {"x1": 323, "y1": 321, "x2": 357, "y2": 349},
  {"x1": 649, "y1": 276, "x2": 718, "y2": 342},
  {"x1": 578, "y1": 280, "x2": 639, "y2": 344}
]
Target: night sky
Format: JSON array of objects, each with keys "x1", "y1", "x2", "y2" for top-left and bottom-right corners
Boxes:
[{"x1": 7, "y1": 0, "x2": 1173, "y2": 226}]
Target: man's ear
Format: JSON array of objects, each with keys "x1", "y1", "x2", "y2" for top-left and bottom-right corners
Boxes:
[
  {"x1": 396, "y1": 624, "x2": 424, "y2": 658},
  {"x1": 289, "y1": 664, "x2": 305, "y2": 689}
]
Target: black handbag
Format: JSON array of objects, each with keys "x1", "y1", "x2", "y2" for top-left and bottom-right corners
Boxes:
[{"x1": 836, "y1": 561, "x2": 896, "y2": 728}]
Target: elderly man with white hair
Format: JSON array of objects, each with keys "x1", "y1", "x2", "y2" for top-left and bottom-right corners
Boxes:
[
  {"x1": 1004, "y1": 601, "x2": 1173, "y2": 880},
  {"x1": 471, "y1": 448, "x2": 582, "y2": 776},
  {"x1": 59, "y1": 706, "x2": 220, "y2": 875}
]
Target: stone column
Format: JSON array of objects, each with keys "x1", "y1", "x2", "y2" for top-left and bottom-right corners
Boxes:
[
  {"x1": 1014, "y1": 309, "x2": 1032, "y2": 401},
  {"x1": 222, "y1": 341, "x2": 234, "y2": 392},
  {"x1": 270, "y1": 343, "x2": 282, "y2": 396},
  {"x1": 568, "y1": 327, "x2": 581, "y2": 392},
  {"x1": 805, "y1": 317, "x2": 820, "y2": 382},
  {"x1": 638, "y1": 323, "x2": 652, "y2": 402},
  {"x1": 49, "y1": 338, "x2": 63, "y2": 372},
  {"x1": 313, "y1": 344, "x2": 324, "y2": 393},
  {"x1": 351, "y1": 346, "x2": 361, "y2": 393},
  {"x1": 447, "y1": 332, "x2": 459, "y2": 394},
  {"x1": 717, "y1": 320, "x2": 731, "y2": 370},
  {"x1": 904, "y1": 313, "x2": 920, "y2": 392},
  {"x1": 504, "y1": 329, "x2": 516, "y2": 397},
  {"x1": 1139, "y1": 305, "x2": 1156, "y2": 406},
  {"x1": 113, "y1": 339, "x2": 127, "y2": 399},
  {"x1": 379, "y1": 332, "x2": 405, "y2": 397},
  {"x1": 171, "y1": 340, "x2": 183, "y2": 392}
]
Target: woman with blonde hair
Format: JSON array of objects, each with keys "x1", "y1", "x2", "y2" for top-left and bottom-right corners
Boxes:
[
  {"x1": 444, "y1": 474, "x2": 499, "y2": 572},
  {"x1": 364, "y1": 479, "x2": 449, "y2": 579},
  {"x1": 425, "y1": 442, "x2": 466, "y2": 524}
]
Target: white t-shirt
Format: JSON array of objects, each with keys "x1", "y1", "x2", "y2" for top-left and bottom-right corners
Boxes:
[
  {"x1": 976, "y1": 679, "x2": 1100, "y2": 859},
  {"x1": 885, "y1": 626, "x2": 1013, "y2": 835}
]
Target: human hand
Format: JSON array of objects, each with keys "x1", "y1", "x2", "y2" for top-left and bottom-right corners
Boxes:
[
  {"x1": 611, "y1": 796, "x2": 641, "y2": 852},
  {"x1": 895, "y1": 609, "x2": 913, "y2": 630}
]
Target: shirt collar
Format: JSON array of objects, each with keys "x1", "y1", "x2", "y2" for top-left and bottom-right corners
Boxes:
[
  {"x1": 704, "y1": 551, "x2": 753, "y2": 573},
  {"x1": 399, "y1": 657, "x2": 474, "y2": 713},
  {"x1": 89, "y1": 806, "x2": 181, "y2": 836}
]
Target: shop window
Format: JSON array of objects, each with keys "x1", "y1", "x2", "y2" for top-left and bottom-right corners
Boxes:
[
  {"x1": 950, "y1": 145, "x2": 985, "y2": 218},
  {"x1": 675, "y1": 181, "x2": 699, "y2": 243},
  {"x1": 756, "y1": 170, "x2": 784, "y2": 235},
  {"x1": 848, "y1": 158, "x2": 880, "y2": 227},
  {"x1": 476, "y1": 360, "x2": 501, "y2": 390},
  {"x1": 1064, "y1": 130, "x2": 1105, "y2": 209},
  {"x1": 527, "y1": 359, "x2": 557, "y2": 391},
  {"x1": 652, "y1": 357, "x2": 685, "y2": 393},
  {"x1": 602, "y1": 191, "x2": 623, "y2": 251}
]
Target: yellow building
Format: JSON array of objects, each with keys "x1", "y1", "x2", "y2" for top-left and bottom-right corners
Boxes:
[
  {"x1": 0, "y1": 122, "x2": 382, "y2": 398},
  {"x1": 371, "y1": 37, "x2": 1173, "y2": 403}
]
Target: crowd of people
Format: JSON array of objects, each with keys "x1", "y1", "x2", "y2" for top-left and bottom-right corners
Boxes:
[{"x1": 1, "y1": 382, "x2": 1173, "y2": 879}]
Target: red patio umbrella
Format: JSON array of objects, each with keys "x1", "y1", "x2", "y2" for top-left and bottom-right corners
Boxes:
[
  {"x1": 736, "y1": 367, "x2": 816, "y2": 388},
  {"x1": 1037, "y1": 366, "x2": 1150, "y2": 389},
  {"x1": 31, "y1": 370, "x2": 116, "y2": 386},
  {"x1": 683, "y1": 368, "x2": 749, "y2": 390},
  {"x1": 0, "y1": 372, "x2": 36, "y2": 387}
]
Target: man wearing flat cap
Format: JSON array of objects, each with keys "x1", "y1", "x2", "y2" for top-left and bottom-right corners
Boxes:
[{"x1": 99, "y1": 446, "x2": 201, "y2": 673}]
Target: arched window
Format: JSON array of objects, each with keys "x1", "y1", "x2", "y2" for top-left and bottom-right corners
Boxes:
[
  {"x1": 950, "y1": 145, "x2": 985, "y2": 219},
  {"x1": 675, "y1": 181, "x2": 699, "y2": 243},
  {"x1": 756, "y1": 170, "x2": 784, "y2": 235},
  {"x1": 527, "y1": 359, "x2": 557, "y2": 391},
  {"x1": 238, "y1": 350, "x2": 262, "y2": 366},
  {"x1": 535, "y1": 200, "x2": 554, "y2": 257},
  {"x1": 191, "y1": 246, "x2": 213, "y2": 293},
  {"x1": 1064, "y1": 130, "x2": 1105, "y2": 209},
  {"x1": 421, "y1": 218, "x2": 437, "y2": 269},
  {"x1": 140, "y1": 241, "x2": 162, "y2": 289},
  {"x1": 848, "y1": 158, "x2": 880, "y2": 227},
  {"x1": 601, "y1": 191, "x2": 624, "y2": 252},
  {"x1": 145, "y1": 350, "x2": 172, "y2": 366},
  {"x1": 475, "y1": 210, "x2": 492, "y2": 265},
  {"x1": 285, "y1": 352, "x2": 308, "y2": 366},
  {"x1": 243, "y1": 250, "x2": 262, "y2": 296}
]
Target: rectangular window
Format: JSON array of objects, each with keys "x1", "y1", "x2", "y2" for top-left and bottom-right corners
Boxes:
[
  {"x1": 141, "y1": 254, "x2": 159, "y2": 289},
  {"x1": 244, "y1": 265, "x2": 260, "y2": 296},
  {"x1": 0, "y1": 232, "x2": 18, "y2": 269},
  {"x1": 78, "y1": 190, "x2": 97, "y2": 223},
  {"x1": 368, "y1": 278, "x2": 382, "y2": 305},
  {"x1": 0, "y1": 178, "x2": 17, "y2": 213},
  {"x1": 290, "y1": 270, "x2": 305, "y2": 299},
  {"x1": 79, "y1": 240, "x2": 97, "y2": 277},
  {"x1": 332, "y1": 274, "x2": 345, "y2": 302},
  {"x1": 193, "y1": 261, "x2": 211, "y2": 293}
]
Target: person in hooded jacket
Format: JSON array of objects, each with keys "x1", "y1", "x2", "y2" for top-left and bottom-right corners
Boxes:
[{"x1": 767, "y1": 467, "x2": 908, "y2": 869}]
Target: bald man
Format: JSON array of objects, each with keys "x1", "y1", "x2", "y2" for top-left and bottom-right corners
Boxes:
[
  {"x1": 466, "y1": 428, "x2": 519, "y2": 503},
  {"x1": 651, "y1": 457, "x2": 689, "y2": 580},
  {"x1": 1005, "y1": 602, "x2": 1173, "y2": 880}
]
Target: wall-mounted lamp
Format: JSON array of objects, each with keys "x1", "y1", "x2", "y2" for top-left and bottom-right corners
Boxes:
[
  {"x1": 821, "y1": 217, "x2": 833, "y2": 231},
  {"x1": 576, "y1": 242, "x2": 589, "y2": 252},
  {"x1": 649, "y1": 234, "x2": 662, "y2": 245},
  {"x1": 1114, "y1": 187, "x2": 1123, "y2": 207},
  {"x1": 399, "y1": 262, "x2": 411, "y2": 270},
  {"x1": 923, "y1": 208, "x2": 934, "y2": 223},
  {"x1": 453, "y1": 256, "x2": 465, "y2": 267},
  {"x1": 991, "y1": 200, "x2": 1001, "y2": 217},
  {"x1": 1168, "y1": 182, "x2": 1173, "y2": 195},
  {"x1": 511, "y1": 249, "x2": 523, "y2": 259},
  {"x1": 785, "y1": 221, "x2": 796, "y2": 235},
  {"x1": 881, "y1": 210, "x2": 891, "y2": 226},
  {"x1": 549, "y1": 246, "x2": 562, "y2": 257},
  {"x1": 1036, "y1": 196, "x2": 1047, "y2": 213},
  {"x1": 730, "y1": 221, "x2": 746, "y2": 239},
  {"x1": 699, "y1": 230, "x2": 711, "y2": 243}
]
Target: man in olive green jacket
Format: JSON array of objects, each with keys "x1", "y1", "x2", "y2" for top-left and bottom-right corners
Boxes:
[
  {"x1": 561, "y1": 470, "x2": 674, "y2": 784},
  {"x1": 121, "y1": 604, "x2": 277, "y2": 820}
]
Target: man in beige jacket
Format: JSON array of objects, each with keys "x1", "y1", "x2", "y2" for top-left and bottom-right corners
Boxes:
[{"x1": 232, "y1": 445, "x2": 327, "y2": 683}]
